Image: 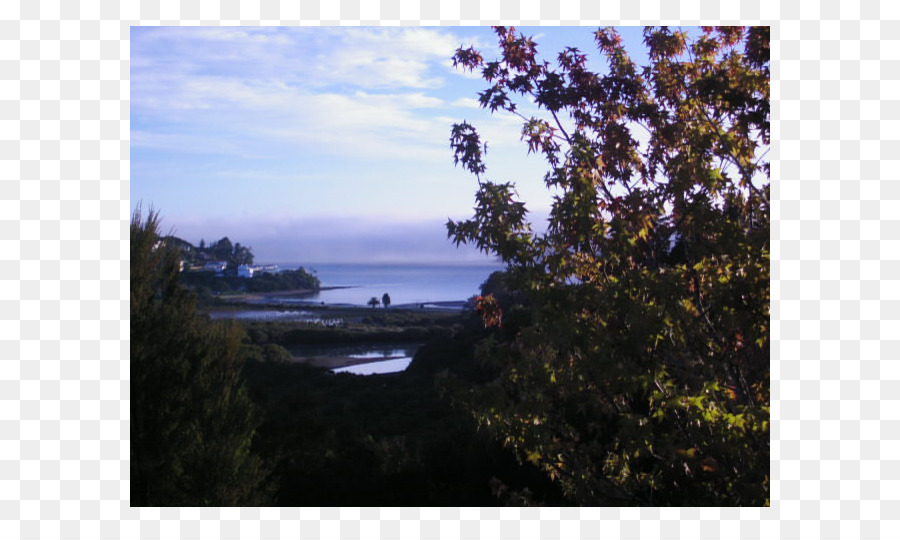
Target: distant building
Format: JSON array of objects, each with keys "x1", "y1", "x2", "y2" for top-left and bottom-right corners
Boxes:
[
  {"x1": 204, "y1": 261, "x2": 227, "y2": 274},
  {"x1": 237, "y1": 264, "x2": 253, "y2": 278},
  {"x1": 237, "y1": 264, "x2": 279, "y2": 278}
]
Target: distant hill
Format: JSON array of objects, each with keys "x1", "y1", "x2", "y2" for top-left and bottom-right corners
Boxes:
[
  {"x1": 161, "y1": 235, "x2": 320, "y2": 295},
  {"x1": 162, "y1": 235, "x2": 195, "y2": 254},
  {"x1": 163, "y1": 235, "x2": 253, "y2": 270}
]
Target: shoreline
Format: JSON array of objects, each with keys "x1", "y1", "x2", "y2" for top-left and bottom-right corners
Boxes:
[
  {"x1": 212, "y1": 294, "x2": 468, "y2": 312},
  {"x1": 218, "y1": 285, "x2": 355, "y2": 303}
]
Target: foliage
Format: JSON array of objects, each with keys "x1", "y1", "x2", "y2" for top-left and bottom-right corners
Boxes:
[
  {"x1": 232, "y1": 241, "x2": 254, "y2": 266},
  {"x1": 368, "y1": 296, "x2": 381, "y2": 309},
  {"x1": 382, "y1": 293, "x2": 392, "y2": 309},
  {"x1": 131, "y1": 207, "x2": 269, "y2": 505},
  {"x1": 240, "y1": 336, "x2": 565, "y2": 506},
  {"x1": 446, "y1": 26, "x2": 769, "y2": 505},
  {"x1": 235, "y1": 310, "x2": 462, "y2": 347},
  {"x1": 244, "y1": 268, "x2": 319, "y2": 292},
  {"x1": 180, "y1": 267, "x2": 320, "y2": 295},
  {"x1": 207, "y1": 236, "x2": 255, "y2": 269}
]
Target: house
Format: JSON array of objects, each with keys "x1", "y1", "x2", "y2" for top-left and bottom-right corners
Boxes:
[
  {"x1": 203, "y1": 261, "x2": 227, "y2": 274},
  {"x1": 237, "y1": 264, "x2": 280, "y2": 278}
]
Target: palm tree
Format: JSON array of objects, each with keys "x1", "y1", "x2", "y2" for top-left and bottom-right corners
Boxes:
[{"x1": 367, "y1": 297, "x2": 380, "y2": 309}]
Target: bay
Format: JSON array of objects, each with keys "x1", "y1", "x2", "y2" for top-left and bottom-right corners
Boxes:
[{"x1": 274, "y1": 262, "x2": 502, "y2": 307}]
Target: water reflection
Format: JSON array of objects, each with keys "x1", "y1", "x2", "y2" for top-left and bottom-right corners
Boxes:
[
  {"x1": 332, "y1": 357, "x2": 413, "y2": 375},
  {"x1": 287, "y1": 343, "x2": 421, "y2": 376}
]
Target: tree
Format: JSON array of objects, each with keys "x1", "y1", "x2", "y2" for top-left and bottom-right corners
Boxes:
[
  {"x1": 368, "y1": 297, "x2": 381, "y2": 309},
  {"x1": 446, "y1": 26, "x2": 769, "y2": 505},
  {"x1": 232, "y1": 242, "x2": 254, "y2": 267},
  {"x1": 131, "y1": 207, "x2": 269, "y2": 505},
  {"x1": 209, "y1": 236, "x2": 233, "y2": 262},
  {"x1": 382, "y1": 293, "x2": 391, "y2": 309}
]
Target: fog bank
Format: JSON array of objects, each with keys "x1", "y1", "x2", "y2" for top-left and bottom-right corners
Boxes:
[{"x1": 166, "y1": 215, "x2": 504, "y2": 265}]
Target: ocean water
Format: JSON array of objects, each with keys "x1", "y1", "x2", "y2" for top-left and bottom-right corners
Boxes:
[{"x1": 276, "y1": 263, "x2": 503, "y2": 307}]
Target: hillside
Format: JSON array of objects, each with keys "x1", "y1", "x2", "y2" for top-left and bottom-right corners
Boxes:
[{"x1": 161, "y1": 235, "x2": 321, "y2": 295}]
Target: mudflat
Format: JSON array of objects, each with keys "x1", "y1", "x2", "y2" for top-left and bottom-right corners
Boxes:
[{"x1": 220, "y1": 286, "x2": 353, "y2": 303}]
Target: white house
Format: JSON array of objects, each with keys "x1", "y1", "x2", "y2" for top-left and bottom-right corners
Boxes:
[
  {"x1": 237, "y1": 264, "x2": 280, "y2": 278},
  {"x1": 204, "y1": 261, "x2": 227, "y2": 273}
]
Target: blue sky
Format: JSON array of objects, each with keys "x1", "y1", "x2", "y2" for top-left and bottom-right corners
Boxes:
[{"x1": 131, "y1": 26, "x2": 651, "y2": 264}]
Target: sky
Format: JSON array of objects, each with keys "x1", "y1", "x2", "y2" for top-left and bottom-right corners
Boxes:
[{"x1": 130, "y1": 26, "x2": 652, "y2": 264}]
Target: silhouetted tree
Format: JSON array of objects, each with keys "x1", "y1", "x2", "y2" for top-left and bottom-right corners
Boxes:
[
  {"x1": 209, "y1": 236, "x2": 233, "y2": 263},
  {"x1": 131, "y1": 207, "x2": 269, "y2": 506},
  {"x1": 232, "y1": 242, "x2": 254, "y2": 266},
  {"x1": 382, "y1": 293, "x2": 391, "y2": 309},
  {"x1": 368, "y1": 297, "x2": 380, "y2": 309}
]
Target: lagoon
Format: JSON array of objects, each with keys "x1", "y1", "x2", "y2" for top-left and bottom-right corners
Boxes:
[
  {"x1": 332, "y1": 357, "x2": 414, "y2": 375},
  {"x1": 288, "y1": 343, "x2": 422, "y2": 375}
]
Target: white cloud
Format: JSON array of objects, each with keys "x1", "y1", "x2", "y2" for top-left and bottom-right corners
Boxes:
[
  {"x1": 309, "y1": 27, "x2": 464, "y2": 89},
  {"x1": 132, "y1": 26, "x2": 464, "y2": 95},
  {"x1": 133, "y1": 72, "x2": 458, "y2": 161},
  {"x1": 131, "y1": 27, "x2": 514, "y2": 227},
  {"x1": 187, "y1": 27, "x2": 293, "y2": 45},
  {"x1": 131, "y1": 129, "x2": 269, "y2": 158},
  {"x1": 450, "y1": 97, "x2": 481, "y2": 109},
  {"x1": 131, "y1": 27, "x2": 481, "y2": 162}
]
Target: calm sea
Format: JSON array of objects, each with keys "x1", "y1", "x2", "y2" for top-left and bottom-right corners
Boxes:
[{"x1": 273, "y1": 262, "x2": 502, "y2": 307}]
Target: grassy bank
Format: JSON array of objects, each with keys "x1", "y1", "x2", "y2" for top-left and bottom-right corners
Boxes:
[{"x1": 223, "y1": 306, "x2": 464, "y2": 345}]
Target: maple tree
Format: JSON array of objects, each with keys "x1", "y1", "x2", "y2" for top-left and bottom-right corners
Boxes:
[{"x1": 447, "y1": 26, "x2": 769, "y2": 505}]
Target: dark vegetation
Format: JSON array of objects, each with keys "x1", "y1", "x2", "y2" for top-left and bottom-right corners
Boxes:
[
  {"x1": 167, "y1": 235, "x2": 254, "y2": 269},
  {"x1": 240, "y1": 335, "x2": 565, "y2": 506},
  {"x1": 133, "y1": 210, "x2": 564, "y2": 506},
  {"x1": 131, "y1": 210, "x2": 269, "y2": 506},
  {"x1": 233, "y1": 291, "x2": 565, "y2": 505},
  {"x1": 169, "y1": 236, "x2": 320, "y2": 295},
  {"x1": 180, "y1": 267, "x2": 320, "y2": 296},
  {"x1": 131, "y1": 26, "x2": 768, "y2": 507},
  {"x1": 238, "y1": 311, "x2": 459, "y2": 346}
]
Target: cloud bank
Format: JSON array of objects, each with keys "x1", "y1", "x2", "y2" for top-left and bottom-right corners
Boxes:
[{"x1": 166, "y1": 214, "x2": 502, "y2": 265}]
